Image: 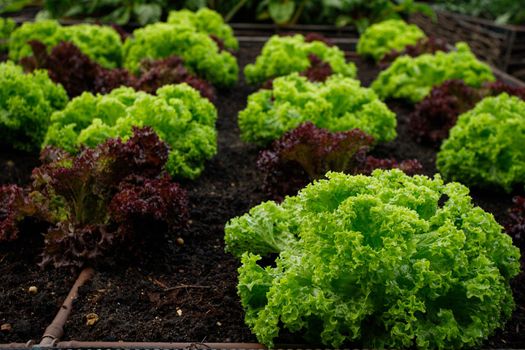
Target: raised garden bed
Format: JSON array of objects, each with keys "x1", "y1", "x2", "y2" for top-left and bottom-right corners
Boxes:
[{"x1": 0, "y1": 39, "x2": 524, "y2": 349}]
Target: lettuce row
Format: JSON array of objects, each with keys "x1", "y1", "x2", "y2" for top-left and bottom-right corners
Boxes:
[
  {"x1": 225, "y1": 170, "x2": 521, "y2": 349},
  {"x1": 9, "y1": 20, "x2": 122, "y2": 68},
  {"x1": 167, "y1": 8, "x2": 238, "y2": 50},
  {"x1": 0, "y1": 62, "x2": 68, "y2": 151},
  {"x1": 437, "y1": 93, "x2": 525, "y2": 191},
  {"x1": 357, "y1": 19, "x2": 426, "y2": 62},
  {"x1": 371, "y1": 43, "x2": 495, "y2": 103},
  {"x1": 44, "y1": 84, "x2": 217, "y2": 179},
  {"x1": 244, "y1": 34, "x2": 357, "y2": 85},
  {"x1": 123, "y1": 23, "x2": 238, "y2": 87},
  {"x1": 21, "y1": 40, "x2": 216, "y2": 101},
  {"x1": 238, "y1": 74, "x2": 396, "y2": 145}
]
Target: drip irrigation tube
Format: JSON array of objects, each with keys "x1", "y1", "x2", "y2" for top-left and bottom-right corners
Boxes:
[
  {"x1": 0, "y1": 342, "x2": 32, "y2": 349},
  {"x1": 38, "y1": 267, "x2": 94, "y2": 347},
  {"x1": 13, "y1": 268, "x2": 268, "y2": 350},
  {"x1": 55, "y1": 341, "x2": 267, "y2": 349}
]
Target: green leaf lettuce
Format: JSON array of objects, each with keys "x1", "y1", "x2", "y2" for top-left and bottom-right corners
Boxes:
[
  {"x1": 238, "y1": 73, "x2": 396, "y2": 145},
  {"x1": 244, "y1": 34, "x2": 356, "y2": 85},
  {"x1": 371, "y1": 43, "x2": 494, "y2": 103},
  {"x1": 44, "y1": 84, "x2": 217, "y2": 179},
  {"x1": 437, "y1": 93, "x2": 525, "y2": 191},
  {"x1": 225, "y1": 169, "x2": 521, "y2": 349}
]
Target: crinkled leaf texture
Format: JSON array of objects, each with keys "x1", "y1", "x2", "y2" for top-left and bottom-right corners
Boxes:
[
  {"x1": 0, "y1": 185, "x2": 38, "y2": 242},
  {"x1": 371, "y1": 43, "x2": 495, "y2": 103},
  {"x1": 0, "y1": 61, "x2": 68, "y2": 151},
  {"x1": 41, "y1": 175, "x2": 188, "y2": 269},
  {"x1": 22, "y1": 40, "x2": 216, "y2": 101},
  {"x1": 123, "y1": 23, "x2": 238, "y2": 87},
  {"x1": 44, "y1": 84, "x2": 217, "y2": 179},
  {"x1": 136, "y1": 55, "x2": 216, "y2": 101},
  {"x1": 22, "y1": 40, "x2": 132, "y2": 99},
  {"x1": 9, "y1": 20, "x2": 122, "y2": 68},
  {"x1": 256, "y1": 122, "x2": 370, "y2": 200},
  {"x1": 239, "y1": 74, "x2": 396, "y2": 145},
  {"x1": 257, "y1": 122, "x2": 421, "y2": 199},
  {"x1": 167, "y1": 8, "x2": 238, "y2": 50},
  {"x1": 410, "y1": 80, "x2": 482, "y2": 145},
  {"x1": 1, "y1": 127, "x2": 189, "y2": 268},
  {"x1": 225, "y1": 170, "x2": 521, "y2": 349},
  {"x1": 300, "y1": 53, "x2": 334, "y2": 83},
  {"x1": 260, "y1": 54, "x2": 334, "y2": 90},
  {"x1": 410, "y1": 80, "x2": 525, "y2": 146},
  {"x1": 357, "y1": 19, "x2": 426, "y2": 62},
  {"x1": 380, "y1": 36, "x2": 449, "y2": 66},
  {"x1": 244, "y1": 34, "x2": 356, "y2": 85},
  {"x1": 437, "y1": 93, "x2": 525, "y2": 192}
]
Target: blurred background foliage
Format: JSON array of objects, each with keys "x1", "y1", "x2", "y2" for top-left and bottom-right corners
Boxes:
[{"x1": 0, "y1": 0, "x2": 522, "y2": 29}]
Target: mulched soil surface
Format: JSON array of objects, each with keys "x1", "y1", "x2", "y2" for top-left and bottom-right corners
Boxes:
[{"x1": 0, "y1": 40, "x2": 523, "y2": 348}]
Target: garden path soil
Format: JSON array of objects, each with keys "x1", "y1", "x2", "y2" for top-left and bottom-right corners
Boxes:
[{"x1": 0, "y1": 41, "x2": 523, "y2": 348}]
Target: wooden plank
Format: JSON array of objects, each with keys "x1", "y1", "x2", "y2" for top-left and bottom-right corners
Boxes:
[
  {"x1": 231, "y1": 22, "x2": 358, "y2": 34},
  {"x1": 492, "y1": 65, "x2": 525, "y2": 87},
  {"x1": 440, "y1": 9, "x2": 525, "y2": 33}
]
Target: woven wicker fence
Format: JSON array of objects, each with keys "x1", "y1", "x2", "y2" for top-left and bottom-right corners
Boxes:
[{"x1": 411, "y1": 10, "x2": 525, "y2": 81}]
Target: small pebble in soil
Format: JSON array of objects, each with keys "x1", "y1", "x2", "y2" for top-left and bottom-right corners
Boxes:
[
  {"x1": 176, "y1": 237, "x2": 184, "y2": 246},
  {"x1": 28, "y1": 285, "x2": 38, "y2": 294},
  {"x1": 85, "y1": 313, "x2": 99, "y2": 326},
  {"x1": 216, "y1": 321, "x2": 222, "y2": 326},
  {"x1": 176, "y1": 308, "x2": 182, "y2": 316},
  {"x1": 0, "y1": 323, "x2": 12, "y2": 332}
]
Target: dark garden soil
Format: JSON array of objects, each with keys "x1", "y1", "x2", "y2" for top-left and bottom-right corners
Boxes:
[
  {"x1": 0, "y1": 232, "x2": 75, "y2": 343},
  {"x1": 0, "y1": 41, "x2": 523, "y2": 348}
]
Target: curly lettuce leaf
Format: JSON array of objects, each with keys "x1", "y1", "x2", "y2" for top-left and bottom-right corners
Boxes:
[
  {"x1": 123, "y1": 23, "x2": 238, "y2": 87},
  {"x1": 44, "y1": 84, "x2": 217, "y2": 179},
  {"x1": 437, "y1": 93, "x2": 525, "y2": 191},
  {"x1": 0, "y1": 61, "x2": 68, "y2": 151},
  {"x1": 2, "y1": 127, "x2": 190, "y2": 269},
  {"x1": 371, "y1": 43, "x2": 495, "y2": 103},
  {"x1": 239, "y1": 74, "x2": 396, "y2": 145},
  {"x1": 9, "y1": 20, "x2": 122, "y2": 68},
  {"x1": 167, "y1": 8, "x2": 238, "y2": 50},
  {"x1": 244, "y1": 34, "x2": 356, "y2": 85},
  {"x1": 357, "y1": 19, "x2": 426, "y2": 62},
  {"x1": 227, "y1": 170, "x2": 521, "y2": 349}
]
